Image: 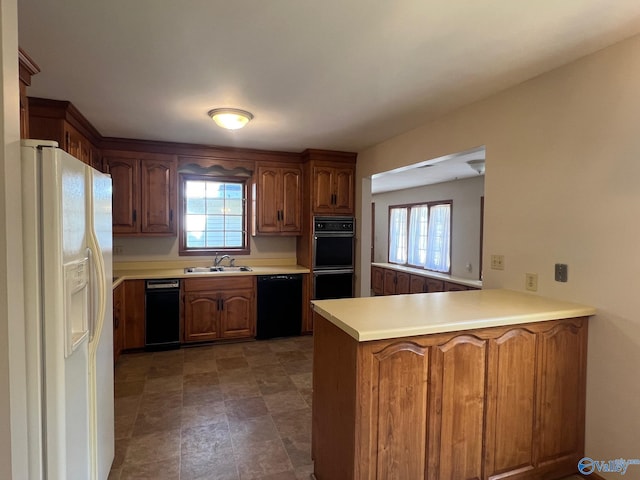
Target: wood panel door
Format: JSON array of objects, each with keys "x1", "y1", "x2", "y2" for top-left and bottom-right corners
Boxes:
[
  {"x1": 108, "y1": 157, "x2": 139, "y2": 235},
  {"x1": 220, "y1": 289, "x2": 254, "y2": 339},
  {"x1": 366, "y1": 342, "x2": 430, "y2": 479},
  {"x1": 312, "y1": 166, "x2": 335, "y2": 214},
  {"x1": 383, "y1": 269, "x2": 397, "y2": 295},
  {"x1": 123, "y1": 279, "x2": 145, "y2": 349},
  {"x1": 536, "y1": 321, "x2": 587, "y2": 470},
  {"x1": 333, "y1": 167, "x2": 354, "y2": 214},
  {"x1": 280, "y1": 167, "x2": 302, "y2": 233},
  {"x1": 141, "y1": 158, "x2": 176, "y2": 234},
  {"x1": 444, "y1": 281, "x2": 468, "y2": 292},
  {"x1": 485, "y1": 328, "x2": 537, "y2": 478},
  {"x1": 426, "y1": 278, "x2": 445, "y2": 292},
  {"x1": 429, "y1": 335, "x2": 488, "y2": 480},
  {"x1": 184, "y1": 292, "x2": 219, "y2": 342},
  {"x1": 256, "y1": 166, "x2": 280, "y2": 233},
  {"x1": 396, "y1": 271, "x2": 411, "y2": 294},
  {"x1": 371, "y1": 266, "x2": 385, "y2": 295},
  {"x1": 409, "y1": 275, "x2": 427, "y2": 294}
]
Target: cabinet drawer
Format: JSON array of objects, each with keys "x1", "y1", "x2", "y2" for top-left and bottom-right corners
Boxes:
[{"x1": 184, "y1": 276, "x2": 255, "y2": 292}]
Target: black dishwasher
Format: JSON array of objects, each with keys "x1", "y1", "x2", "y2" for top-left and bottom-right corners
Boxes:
[
  {"x1": 256, "y1": 274, "x2": 303, "y2": 340},
  {"x1": 145, "y1": 279, "x2": 181, "y2": 350}
]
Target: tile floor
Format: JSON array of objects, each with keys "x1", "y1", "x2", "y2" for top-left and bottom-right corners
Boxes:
[
  {"x1": 109, "y1": 335, "x2": 315, "y2": 480},
  {"x1": 109, "y1": 334, "x2": 584, "y2": 480}
]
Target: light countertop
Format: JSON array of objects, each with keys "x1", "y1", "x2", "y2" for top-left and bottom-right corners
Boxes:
[
  {"x1": 371, "y1": 262, "x2": 482, "y2": 289},
  {"x1": 311, "y1": 289, "x2": 595, "y2": 342},
  {"x1": 112, "y1": 262, "x2": 310, "y2": 289}
]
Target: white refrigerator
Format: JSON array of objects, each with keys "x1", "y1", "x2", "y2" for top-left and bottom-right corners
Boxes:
[{"x1": 21, "y1": 140, "x2": 114, "y2": 480}]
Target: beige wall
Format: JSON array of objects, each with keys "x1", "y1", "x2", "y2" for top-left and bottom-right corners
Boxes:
[
  {"x1": 1, "y1": 0, "x2": 29, "y2": 477},
  {"x1": 113, "y1": 235, "x2": 297, "y2": 263},
  {"x1": 357, "y1": 33, "x2": 640, "y2": 475},
  {"x1": 372, "y1": 175, "x2": 484, "y2": 279}
]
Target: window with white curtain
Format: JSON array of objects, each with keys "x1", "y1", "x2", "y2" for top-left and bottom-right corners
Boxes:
[{"x1": 388, "y1": 201, "x2": 451, "y2": 273}]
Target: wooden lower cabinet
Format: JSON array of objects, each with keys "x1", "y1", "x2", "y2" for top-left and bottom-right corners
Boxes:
[
  {"x1": 371, "y1": 266, "x2": 384, "y2": 296},
  {"x1": 113, "y1": 282, "x2": 125, "y2": 363},
  {"x1": 374, "y1": 265, "x2": 474, "y2": 296},
  {"x1": 312, "y1": 314, "x2": 588, "y2": 480},
  {"x1": 183, "y1": 276, "x2": 255, "y2": 343},
  {"x1": 123, "y1": 279, "x2": 145, "y2": 350}
]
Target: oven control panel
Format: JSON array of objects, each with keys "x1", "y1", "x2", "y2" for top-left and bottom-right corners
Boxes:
[{"x1": 313, "y1": 216, "x2": 355, "y2": 234}]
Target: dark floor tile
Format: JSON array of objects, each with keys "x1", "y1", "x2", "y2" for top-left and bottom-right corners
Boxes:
[
  {"x1": 112, "y1": 437, "x2": 130, "y2": 469},
  {"x1": 233, "y1": 438, "x2": 293, "y2": 479},
  {"x1": 281, "y1": 435, "x2": 312, "y2": 468},
  {"x1": 139, "y1": 390, "x2": 183, "y2": 411},
  {"x1": 184, "y1": 371, "x2": 220, "y2": 387},
  {"x1": 212, "y1": 344, "x2": 246, "y2": 359},
  {"x1": 132, "y1": 407, "x2": 182, "y2": 437},
  {"x1": 282, "y1": 360, "x2": 313, "y2": 376},
  {"x1": 256, "y1": 374, "x2": 296, "y2": 395},
  {"x1": 181, "y1": 451, "x2": 239, "y2": 480},
  {"x1": 184, "y1": 345, "x2": 218, "y2": 362},
  {"x1": 120, "y1": 457, "x2": 180, "y2": 480},
  {"x1": 143, "y1": 375, "x2": 183, "y2": 394},
  {"x1": 114, "y1": 414, "x2": 136, "y2": 440},
  {"x1": 114, "y1": 396, "x2": 141, "y2": 419},
  {"x1": 245, "y1": 353, "x2": 281, "y2": 367},
  {"x1": 184, "y1": 384, "x2": 225, "y2": 407},
  {"x1": 218, "y1": 368, "x2": 256, "y2": 384},
  {"x1": 217, "y1": 356, "x2": 250, "y2": 371},
  {"x1": 125, "y1": 428, "x2": 181, "y2": 466},
  {"x1": 181, "y1": 422, "x2": 233, "y2": 457},
  {"x1": 184, "y1": 359, "x2": 218, "y2": 375},
  {"x1": 288, "y1": 373, "x2": 312, "y2": 390},
  {"x1": 115, "y1": 380, "x2": 146, "y2": 398},
  {"x1": 225, "y1": 396, "x2": 268, "y2": 421},
  {"x1": 108, "y1": 467, "x2": 121, "y2": 480},
  {"x1": 263, "y1": 391, "x2": 308, "y2": 415},
  {"x1": 220, "y1": 380, "x2": 261, "y2": 401},
  {"x1": 182, "y1": 401, "x2": 228, "y2": 429},
  {"x1": 275, "y1": 351, "x2": 307, "y2": 363},
  {"x1": 271, "y1": 408, "x2": 312, "y2": 439},
  {"x1": 251, "y1": 364, "x2": 287, "y2": 378},
  {"x1": 147, "y1": 363, "x2": 184, "y2": 378},
  {"x1": 229, "y1": 415, "x2": 280, "y2": 447},
  {"x1": 242, "y1": 342, "x2": 274, "y2": 357}
]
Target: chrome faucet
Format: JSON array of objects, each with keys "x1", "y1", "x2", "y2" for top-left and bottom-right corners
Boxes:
[{"x1": 214, "y1": 254, "x2": 233, "y2": 267}]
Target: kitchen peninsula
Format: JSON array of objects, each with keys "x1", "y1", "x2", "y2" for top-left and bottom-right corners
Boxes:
[{"x1": 310, "y1": 289, "x2": 595, "y2": 480}]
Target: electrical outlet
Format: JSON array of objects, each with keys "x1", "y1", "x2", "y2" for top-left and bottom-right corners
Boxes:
[
  {"x1": 555, "y1": 263, "x2": 568, "y2": 282},
  {"x1": 114, "y1": 245, "x2": 124, "y2": 255},
  {"x1": 490, "y1": 255, "x2": 505, "y2": 270},
  {"x1": 525, "y1": 273, "x2": 538, "y2": 291}
]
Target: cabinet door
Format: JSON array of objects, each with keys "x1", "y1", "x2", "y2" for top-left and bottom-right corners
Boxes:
[
  {"x1": 371, "y1": 267, "x2": 385, "y2": 296},
  {"x1": 396, "y1": 271, "x2": 411, "y2": 294},
  {"x1": 63, "y1": 123, "x2": 84, "y2": 163},
  {"x1": 333, "y1": 167, "x2": 354, "y2": 214},
  {"x1": 256, "y1": 166, "x2": 281, "y2": 233},
  {"x1": 123, "y1": 279, "x2": 145, "y2": 349},
  {"x1": 108, "y1": 157, "x2": 140, "y2": 235},
  {"x1": 141, "y1": 158, "x2": 176, "y2": 234},
  {"x1": 409, "y1": 275, "x2": 427, "y2": 294},
  {"x1": 536, "y1": 321, "x2": 587, "y2": 470},
  {"x1": 383, "y1": 269, "x2": 397, "y2": 295},
  {"x1": 365, "y1": 342, "x2": 430, "y2": 479},
  {"x1": 429, "y1": 335, "x2": 488, "y2": 480},
  {"x1": 280, "y1": 167, "x2": 302, "y2": 233},
  {"x1": 485, "y1": 329, "x2": 537, "y2": 478},
  {"x1": 184, "y1": 292, "x2": 219, "y2": 342},
  {"x1": 444, "y1": 281, "x2": 467, "y2": 292},
  {"x1": 113, "y1": 283, "x2": 125, "y2": 364},
  {"x1": 220, "y1": 289, "x2": 255, "y2": 339},
  {"x1": 312, "y1": 166, "x2": 335, "y2": 214},
  {"x1": 426, "y1": 278, "x2": 445, "y2": 292}
]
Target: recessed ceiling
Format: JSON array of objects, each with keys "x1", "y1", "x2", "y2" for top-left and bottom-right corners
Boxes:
[
  {"x1": 372, "y1": 147, "x2": 485, "y2": 194},
  {"x1": 17, "y1": 0, "x2": 640, "y2": 153}
]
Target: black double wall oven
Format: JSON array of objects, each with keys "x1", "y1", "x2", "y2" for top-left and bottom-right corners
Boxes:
[{"x1": 313, "y1": 216, "x2": 355, "y2": 300}]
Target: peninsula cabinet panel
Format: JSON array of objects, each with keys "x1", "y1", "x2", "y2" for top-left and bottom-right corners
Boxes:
[
  {"x1": 428, "y1": 335, "x2": 487, "y2": 480},
  {"x1": 485, "y1": 328, "x2": 537, "y2": 479},
  {"x1": 536, "y1": 321, "x2": 587, "y2": 471},
  {"x1": 368, "y1": 343, "x2": 430, "y2": 480},
  {"x1": 311, "y1": 314, "x2": 589, "y2": 480}
]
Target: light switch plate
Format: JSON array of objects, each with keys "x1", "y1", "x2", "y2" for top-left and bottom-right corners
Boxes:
[
  {"x1": 525, "y1": 273, "x2": 538, "y2": 291},
  {"x1": 490, "y1": 255, "x2": 505, "y2": 270},
  {"x1": 555, "y1": 263, "x2": 568, "y2": 282}
]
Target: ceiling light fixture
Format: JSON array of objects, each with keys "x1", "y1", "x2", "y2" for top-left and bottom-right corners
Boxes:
[
  {"x1": 208, "y1": 108, "x2": 254, "y2": 130},
  {"x1": 467, "y1": 159, "x2": 485, "y2": 175}
]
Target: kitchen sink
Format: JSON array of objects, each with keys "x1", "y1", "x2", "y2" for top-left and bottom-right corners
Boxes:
[{"x1": 183, "y1": 266, "x2": 252, "y2": 273}]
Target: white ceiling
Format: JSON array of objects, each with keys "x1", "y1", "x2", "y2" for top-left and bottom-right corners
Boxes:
[
  {"x1": 17, "y1": 1, "x2": 640, "y2": 154},
  {"x1": 371, "y1": 147, "x2": 485, "y2": 194}
]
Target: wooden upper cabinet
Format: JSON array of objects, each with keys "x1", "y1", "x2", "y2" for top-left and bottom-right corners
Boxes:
[
  {"x1": 105, "y1": 151, "x2": 177, "y2": 236},
  {"x1": 312, "y1": 164, "x2": 355, "y2": 215},
  {"x1": 19, "y1": 49, "x2": 40, "y2": 139},
  {"x1": 254, "y1": 164, "x2": 302, "y2": 235},
  {"x1": 28, "y1": 98, "x2": 102, "y2": 169}
]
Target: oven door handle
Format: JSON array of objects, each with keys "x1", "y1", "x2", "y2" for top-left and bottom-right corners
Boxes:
[{"x1": 313, "y1": 269, "x2": 354, "y2": 276}]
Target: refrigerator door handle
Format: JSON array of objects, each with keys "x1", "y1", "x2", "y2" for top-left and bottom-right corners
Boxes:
[{"x1": 87, "y1": 247, "x2": 97, "y2": 341}]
